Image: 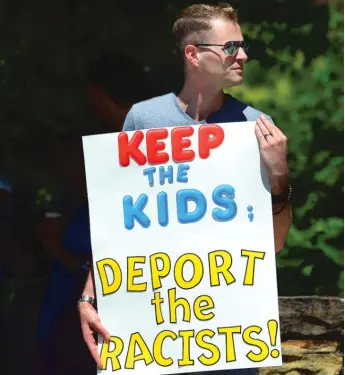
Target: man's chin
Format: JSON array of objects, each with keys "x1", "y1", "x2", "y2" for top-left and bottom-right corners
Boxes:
[
  {"x1": 223, "y1": 77, "x2": 244, "y2": 89},
  {"x1": 233, "y1": 75, "x2": 244, "y2": 84}
]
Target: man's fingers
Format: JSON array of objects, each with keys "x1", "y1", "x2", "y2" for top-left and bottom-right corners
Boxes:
[
  {"x1": 260, "y1": 115, "x2": 276, "y2": 131},
  {"x1": 88, "y1": 339, "x2": 103, "y2": 369},
  {"x1": 82, "y1": 325, "x2": 103, "y2": 368},
  {"x1": 79, "y1": 304, "x2": 110, "y2": 368},
  {"x1": 255, "y1": 124, "x2": 270, "y2": 148},
  {"x1": 256, "y1": 117, "x2": 274, "y2": 145},
  {"x1": 273, "y1": 125, "x2": 288, "y2": 141},
  {"x1": 260, "y1": 115, "x2": 287, "y2": 141},
  {"x1": 90, "y1": 319, "x2": 111, "y2": 343},
  {"x1": 255, "y1": 123, "x2": 265, "y2": 145},
  {"x1": 259, "y1": 116, "x2": 276, "y2": 139}
]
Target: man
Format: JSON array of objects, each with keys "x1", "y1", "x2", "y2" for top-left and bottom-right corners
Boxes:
[{"x1": 79, "y1": 3, "x2": 292, "y2": 375}]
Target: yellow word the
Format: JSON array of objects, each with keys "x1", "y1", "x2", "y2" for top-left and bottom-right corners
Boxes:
[{"x1": 151, "y1": 289, "x2": 215, "y2": 324}]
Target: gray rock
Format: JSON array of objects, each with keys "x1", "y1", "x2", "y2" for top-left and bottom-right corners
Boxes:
[
  {"x1": 278, "y1": 296, "x2": 344, "y2": 337},
  {"x1": 259, "y1": 297, "x2": 344, "y2": 375}
]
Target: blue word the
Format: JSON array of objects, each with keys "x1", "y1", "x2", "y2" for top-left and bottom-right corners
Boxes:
[
  {"x1": 123, "y1": 184, "x2": 237, "y2": 230},
  {"x1": 143, "y1": 164, "x2": 190, "y2": 187}
]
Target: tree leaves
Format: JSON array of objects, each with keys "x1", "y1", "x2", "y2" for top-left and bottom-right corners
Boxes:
[{"x1": 228, "y1": 4, "x2": 344, "y2": 296}]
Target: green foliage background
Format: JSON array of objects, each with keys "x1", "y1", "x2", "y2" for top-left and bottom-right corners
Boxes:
[
  {"x1": 227, "y1": 2, "x2": 344, "y2": 296},
  {"x1": 0, "y1": 0, "x2": 343, "y2": 296}
]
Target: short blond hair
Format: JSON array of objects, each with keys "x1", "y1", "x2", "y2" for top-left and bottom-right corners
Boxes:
[{"x1": 173, "y1": 3, "x2": 239, "y2": 54}]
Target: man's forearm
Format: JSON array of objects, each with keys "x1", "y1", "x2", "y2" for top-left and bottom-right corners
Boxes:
[
  {"x1": 269, "y1": 171, "x2": 292, "y2": 253},
  {"x1": 83, "y1": 266, "x2": 96, "y2": 298},
  {"x1": 273, "y1": 203, "x2": 292, "y2": 253}
]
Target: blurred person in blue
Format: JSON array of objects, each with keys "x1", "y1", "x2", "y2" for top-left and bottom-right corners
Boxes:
[{"x1": 35, "y1": 52, "x2": 149, "y2": 375}]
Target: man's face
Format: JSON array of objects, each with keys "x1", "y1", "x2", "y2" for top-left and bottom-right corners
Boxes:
[{"x1": 197, "y1": 18, "x2": 248, "y2": 89}]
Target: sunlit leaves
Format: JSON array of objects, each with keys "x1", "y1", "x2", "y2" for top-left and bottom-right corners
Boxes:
[{"x1": 229, "y1": 5, "x2": 343, "y2": 296}]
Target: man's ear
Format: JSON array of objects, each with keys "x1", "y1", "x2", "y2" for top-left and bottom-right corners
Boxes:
[{"x1": 184, "y1": 45, "x2": 200, "y2": 68}]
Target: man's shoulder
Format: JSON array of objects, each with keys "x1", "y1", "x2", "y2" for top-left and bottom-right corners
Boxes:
[
  {"x1": 123, "y1": 92, "x2": 179, "y2": 131},
  {"x1": 132, "y1": 93, "x2": 174, "y2": 114},
  {"x1": 231, "y1": 96, "x2": 273, "y2": 121}
]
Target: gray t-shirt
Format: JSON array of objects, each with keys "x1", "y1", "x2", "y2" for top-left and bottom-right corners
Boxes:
[
  {"x1": 123, "y1": 92, "x2": 272, "y2": 131},
  {"x1": 122, "y1": 92, "x2": 265, "y2": 375}
]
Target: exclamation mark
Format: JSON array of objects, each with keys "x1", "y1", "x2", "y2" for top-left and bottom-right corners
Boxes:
[{"x1": 267, "y1": 320, "x2": 280, "y2": 358}]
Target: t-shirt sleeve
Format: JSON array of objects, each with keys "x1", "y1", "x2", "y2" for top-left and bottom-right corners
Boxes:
[
  {"x1": 122, "y1": 109, "x2": 135, "y2": 131},
  {"x1": 243, "y1": 105, "x2": 274, "y2": 124}
]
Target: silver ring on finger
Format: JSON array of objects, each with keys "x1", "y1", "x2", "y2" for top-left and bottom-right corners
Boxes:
[{"x1": 264, "y1": 132, "x2": 273, "y2": 140}]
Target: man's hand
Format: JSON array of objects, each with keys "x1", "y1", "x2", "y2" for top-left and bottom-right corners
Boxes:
[
  {"x1": 255, "y1": 115, "x2": 289, "y2": 194},
  {"x1": 79, "y1": 301, "x2": 110, "y2": 368},
  {"x1": 255, "y1": 114, "x2": 292, "y2": 253}
]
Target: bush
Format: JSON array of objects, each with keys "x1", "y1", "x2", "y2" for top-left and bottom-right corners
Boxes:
[{"x1": 227, "y1": 3, "x2": 344, "y2": 296}]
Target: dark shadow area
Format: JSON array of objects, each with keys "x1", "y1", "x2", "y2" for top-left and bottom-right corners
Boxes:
[{"x1": 0, "y1": 0, "x2": 342, "y2": 374}]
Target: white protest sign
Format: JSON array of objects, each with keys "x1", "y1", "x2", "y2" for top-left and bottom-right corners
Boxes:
[{"x1": 82, "y1": 122, "x2": 282, "y2": 375}]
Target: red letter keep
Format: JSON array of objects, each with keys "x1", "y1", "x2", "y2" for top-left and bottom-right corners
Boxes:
[
  {"x1": 146, "y1": 129, "x2": 169, "y2": 164},
  {"x1": 199, "y1": 125, "x2": 224, "y2": 159},
  {"x1": 118, "y1": 131, "x2": 147, "y2": 167},
  {"x1": 171, "y1": 126, "x2": 195, "y2": 163}
]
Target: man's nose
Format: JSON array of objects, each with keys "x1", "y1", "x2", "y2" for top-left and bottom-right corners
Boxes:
[{"x1": 236, "y1": 47, "x2": 248, "y2": 62}]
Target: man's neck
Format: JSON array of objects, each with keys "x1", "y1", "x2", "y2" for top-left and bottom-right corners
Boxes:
[{"x1": 177, "y1": 80, "x2": 227, "y2": 121}]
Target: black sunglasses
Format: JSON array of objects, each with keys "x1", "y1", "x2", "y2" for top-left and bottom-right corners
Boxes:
[{"x1": 194, "y1": 41, "x2": 249, "y2": 56}]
